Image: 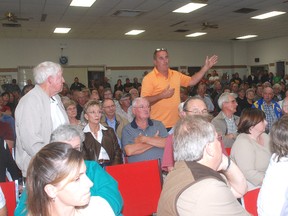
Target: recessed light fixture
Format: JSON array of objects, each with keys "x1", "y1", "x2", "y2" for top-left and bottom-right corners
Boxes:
[
  {"x1": 54, "y1": 28, "x2": 71, "y2": 34},
  {"x1": 236, "y1": 35, "x2": 258, "y2": 40},
  {"x1": 173, "y1": 3, "x2": 207, "y2": 14},
  {"x1": 251, "y1": 11, "x2": 286, "y2": 20},
  {"x1": 70, "y1": 0, "x2": 96, "y2": 7},
  {"x1": 125, "y1": 30, "x2": 145, "y2": 35},
  {"x1": 186, "y1": 32, "x2": 207, "y2": 37}
]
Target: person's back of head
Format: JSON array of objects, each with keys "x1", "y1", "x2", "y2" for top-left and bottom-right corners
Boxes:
[{"x1": 173, "y1": 115, "x2": 215, "y2": 162}]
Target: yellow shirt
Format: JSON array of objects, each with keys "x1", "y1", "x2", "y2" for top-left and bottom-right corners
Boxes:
[{"x1": 141, "y1": 67, "x2": 191, "y2": 128}]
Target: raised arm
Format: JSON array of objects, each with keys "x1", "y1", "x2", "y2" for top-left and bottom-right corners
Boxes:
[{"x1": 188, "y1": 55, "x2": 218, "y2": 86}]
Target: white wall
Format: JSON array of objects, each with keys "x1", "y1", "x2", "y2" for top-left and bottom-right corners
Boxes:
[{"x1": 0, "y1": 36, "x2": 287, "y2": 87}]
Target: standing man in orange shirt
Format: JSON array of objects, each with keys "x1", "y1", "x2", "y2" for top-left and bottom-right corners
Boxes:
[{"x1": 141, "y1": 48, "x2": 218, "y2": 130}]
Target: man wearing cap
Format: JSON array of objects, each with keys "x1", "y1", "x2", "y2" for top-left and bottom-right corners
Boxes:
[
  {"x1": 116, "y1": 93, "x2": 134, "y2": 122},
  {"x1": 141, "y1": 48, "x2": 218, "y2": 130}
]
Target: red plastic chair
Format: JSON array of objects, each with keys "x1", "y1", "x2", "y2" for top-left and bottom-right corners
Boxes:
[
  {"x1": 0, "y1": 181, "x2": 16, "y2": 216},
  {"x1": 241, "y1": 188, "x2": 260, "y2": 216},
  {"x1": 106, "y1": 159, "x2": 162, "y2": 216}
]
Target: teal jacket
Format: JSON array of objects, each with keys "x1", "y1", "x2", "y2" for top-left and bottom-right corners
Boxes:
[{"x1": 14, "y1": 160, "x2": 123, "y2": 215}]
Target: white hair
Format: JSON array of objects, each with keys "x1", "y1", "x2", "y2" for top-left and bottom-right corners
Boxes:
[{"x1": 33, "y1": 61, "x2": 62, "y2": 84}]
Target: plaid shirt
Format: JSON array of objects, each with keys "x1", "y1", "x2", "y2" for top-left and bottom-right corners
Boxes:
[
  {"x1": 223, "y1": 113, "x2": 238, "y2": 134},
  {"x1": 263, "y1": 101, "x2": 278, "y2": 132}
]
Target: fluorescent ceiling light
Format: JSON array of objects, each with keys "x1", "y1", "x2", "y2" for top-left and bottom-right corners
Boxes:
[
  {"x1": 54, "y1": 28, "x2": 71, "y2": 34},
  {"x1": 251, "y1": 11, "x2": 286, "y2": 20},
  {"x1": 236, "y1": 35, "x2": 258, "y2": 40},
  {"x1": 125, "y1": 30, "x2": 145, "y2": 35},
  {"x1": 173, "y1": 3, "x2": 207, "y2": 13},
  {"x1": 186, "y1": 32, "x2": 207, "y2": 37},
  {"x1": 70, "y1": 0, "x2": 96, "y2": 7}
]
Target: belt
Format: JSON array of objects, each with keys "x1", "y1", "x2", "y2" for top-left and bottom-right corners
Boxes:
[{"x1": 98, "y1": 159, "x2": 110, "y2": 164}]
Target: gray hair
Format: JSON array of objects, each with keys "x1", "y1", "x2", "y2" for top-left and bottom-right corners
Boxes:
[
  {"x1": 183, "y1": 96, "x2": 205, "y2": 111},
  {"x1": 132, "y1": 97, "x2": 149, "y2": 107},
  {"x1": 173, "y1": 115, "x2": 216, "y2": 161},
  {"x1": 217, "y1": 92, "x2": 237, "y2": 109},
  {"x1": 33, "y1": 61, "x2": 62, "y2": 84},
  {"x1": 50, "y1": 124, "x2": 85, "y2": 147}
]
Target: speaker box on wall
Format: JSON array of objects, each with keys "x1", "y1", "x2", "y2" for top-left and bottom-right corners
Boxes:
[{"x1": 255, "y1": 58, "x2": 260, "y2": 63}]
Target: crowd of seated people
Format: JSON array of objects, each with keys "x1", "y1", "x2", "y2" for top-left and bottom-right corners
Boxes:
[{"x1": 2, "y1": 58, "x2": 288, "y2": 216}]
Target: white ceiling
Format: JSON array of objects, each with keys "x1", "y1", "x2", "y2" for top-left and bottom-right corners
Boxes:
[{"x1": 0, "y1": 0, "x2": 288, "y2": 42}]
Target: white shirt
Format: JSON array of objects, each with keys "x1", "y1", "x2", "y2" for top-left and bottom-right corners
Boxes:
[
  {"x1": 257, "y1": 153, "x2": 288, "y2": 216},
  {"x1": 50, "y1": 96, "x2": 68, "y2": 130},
  {"x1": 83, "y1": 124, "x2": 110, "y2": 160},
  {"x1": 0, "y1": 187, "x2": 5, "y2": 209},
  {"x1": 77, "y1": 196, "x2": 115, "y2": 216}
]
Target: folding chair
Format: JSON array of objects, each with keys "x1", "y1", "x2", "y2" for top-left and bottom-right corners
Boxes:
[
  {"x1": 106, "y1": 159, "x2": 162, "y2": 216},
  {"x1": 241, "y1": 188, "x2": 260, "y2": 216},
  {"x1": 0, "y1": 181, "x2": 16, "y2": 216}
]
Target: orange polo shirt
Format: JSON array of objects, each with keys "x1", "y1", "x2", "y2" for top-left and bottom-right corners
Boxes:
[{"x1": 141, "y1": 67, "x2": 191, "y2": 128}]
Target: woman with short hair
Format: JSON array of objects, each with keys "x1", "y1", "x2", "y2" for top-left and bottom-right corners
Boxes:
[{"x1": 231, "y1": 108, "x2": 271, "y2": 191}]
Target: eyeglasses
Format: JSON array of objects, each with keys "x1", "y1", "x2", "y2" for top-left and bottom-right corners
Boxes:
[
  {"x1": 133, "y1": 105, "x2": 151, "y2": 110},
  {"x1": 183, "y1": 109, "x2": 208, "y2": 114}
]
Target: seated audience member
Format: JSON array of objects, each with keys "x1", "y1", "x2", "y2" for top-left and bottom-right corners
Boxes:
[
  {"x1": 162, "y1": 97, "x2": 209, "y2": 172},
  {"x1": 231, "y1": 108, "x2": 271, "y2": 191},
  {"x1": 122, "y1": 97, "x2": 168, "y2": 163},
  {"x1": 252, "y1": 86, "x2": 282, "y2": 132},
  {"x1": 90, "y1": 89, "x2": 100, "y2": 101},
  {"x1": 103, "y1": 88, "x2": 114, "y2": 100},
  {"x1": 212, "y1": 92, "x2": 239, "y2": 148},
  {"x1": 82, "y1": 100, "x2": 123, "y2": 166},
  {"x1": 180, "y1": 87, "x2": 189, "y2": 103},
  {"x1": 75, "y1": 90, "x2": 89, "y2": 120},
  {"x1": 245, "y1": 88, "x2": 255, "y2": 108},
  {"x1": 26, "y1": 142, "x2": 114, "y2": 216},
  {"x1": 114, "y1": 90, "x2": 123, "y2": 101},
  {"x1": 116, "y1": 93, "x2": 134, "y2": 122},
  {"x1": 0, "y1": 137, "x2": 21, "y2": 182},
  {"x1": 70, "y1": 77, "x2": 86, "y2": 91},
  {"x1": 282, "y1": 96, "x2": 288, "y2": 115},
  {"x1": 257, "y1": 116, "x2": 288, "y2": 216},
  {"x1": 157, "y1": 116, "x2": 248, "y2": 215},
  {"x1": 129, "y1": 88, "x2": 139, "y2": 101},
  {"x1": 235, "y1": 88, "x2": 246, "y2": 116},
  {"x1": 132, "y1": 77, "x2": 141, "y2": 90},
  {"x1": 64, "y1": 100, "x2": 86, "y2": 129},
  {"x1": 123, "y1": 78, "x2": 133, "y2": 93},
  {"x1": 15, "y1": 124, "x2": 123, "y2": 216},
  {"x1": 0, "y1": 95, "x2": 12, "y2": 116},
  {"x1": 273, "y1": 83, "x2": 283, "y2": 102},
  {"x1": 114, "y1": 79, "x2": 123, "y2": 93},
  {"x1": 101, "y1": 98, "x2": 129, "y2": 147},
  {"x1": 0, "y1": 187, "x2": 7, "y2": 216},
  {"x1": 254, "y1": 84, "x2": 263, "y2": 101},
  {"x1": 195, "y1": 82, "x2": 214, "y2": 113}
]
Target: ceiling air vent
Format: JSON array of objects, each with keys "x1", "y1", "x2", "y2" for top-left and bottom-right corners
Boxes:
[
  {"x1": 112, "y1": 9, "x2": 145, "y2": 17},
  {"x1": 174, "y1": 29, "x2": 189, "y2": 33},
  {"x1": 234, "y1": 8, "x2": 257, "y2": 14},
  {"x1": 2, "y1": 23, "x2": 21, "y2": 27}
]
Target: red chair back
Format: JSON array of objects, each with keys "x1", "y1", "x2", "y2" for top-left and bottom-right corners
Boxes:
[
  {"x1": 241, "y1": 188, "x2": 260, "y2": 216},
  {"x1": 106, "y1": 159, "x2": 162, "y2": 216},
  {"x1": 0, "y1": 181, "x2": 16, "y2": 216}
]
